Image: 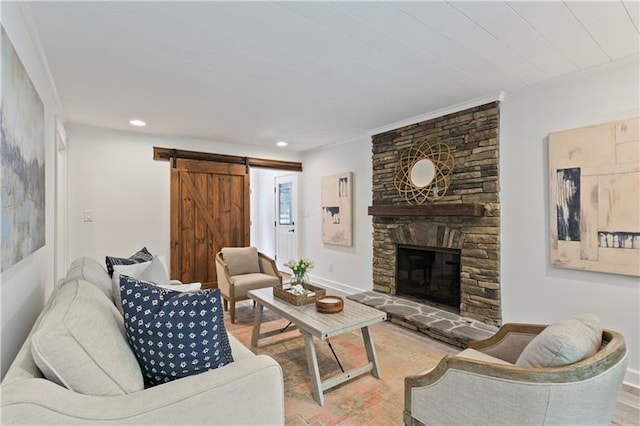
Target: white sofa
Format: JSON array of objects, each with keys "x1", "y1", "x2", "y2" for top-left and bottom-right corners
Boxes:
[{"x1": 0, "y1": 257, "x2": 285, "y2": 425}]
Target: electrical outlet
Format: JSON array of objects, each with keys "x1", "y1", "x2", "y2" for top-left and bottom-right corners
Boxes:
[{"x1": 327, "y1": 263, "x2": 333, "y2": 272}]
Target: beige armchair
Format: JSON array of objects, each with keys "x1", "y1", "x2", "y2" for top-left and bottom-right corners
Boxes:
[
  {"x1": 404, "y1": 322, "x2": 627, "y2": 425},
  {"x1": 215, "y1": 246, "x2": 282, "y2": 323}
]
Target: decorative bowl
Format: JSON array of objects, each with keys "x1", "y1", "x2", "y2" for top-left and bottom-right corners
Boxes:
[{"x1": 315, "y1": 295, "x2": 344, "y2": 314}]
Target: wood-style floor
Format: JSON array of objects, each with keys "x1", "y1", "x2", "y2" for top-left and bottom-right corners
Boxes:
[{"x1": 614, "y1": 384, "x2": 640, "y2": 426}]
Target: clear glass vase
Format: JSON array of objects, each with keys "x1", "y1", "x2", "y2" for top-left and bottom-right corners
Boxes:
[{"x1": 293, "y1": 271, "x2": 306, "y2": 285}]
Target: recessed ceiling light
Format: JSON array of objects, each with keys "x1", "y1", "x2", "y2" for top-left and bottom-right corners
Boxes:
[
  {"x1": 129, "y1": 119, "x2": 146, "y2": 127},
  {"x1": 276, "y1": 141, "x2": 288, "y2": 147}
]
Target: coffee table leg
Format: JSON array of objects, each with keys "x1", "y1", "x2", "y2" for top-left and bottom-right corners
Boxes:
[
  {"x1": 251, "y1": 302, "x2": 264, "y2": 347},
  {"x1": 302, "y1": 331, "x2": 324, "y2": 406},
  {"x1": 362, "y1": 326, "x2": 381, "y2": 379}
]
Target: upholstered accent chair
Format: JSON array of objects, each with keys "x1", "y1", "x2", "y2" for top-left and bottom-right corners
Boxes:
[
  {"x1": 215, "y1": 247, "x2": 282, "y2": 323},
  {"x1": 404, "y1": 322, "x2": 627, "y2": 425}
]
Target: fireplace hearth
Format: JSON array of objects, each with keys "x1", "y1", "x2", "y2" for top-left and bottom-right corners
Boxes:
[{"x1": 396, "y1": 245, "x2": 461, "y2": 311}]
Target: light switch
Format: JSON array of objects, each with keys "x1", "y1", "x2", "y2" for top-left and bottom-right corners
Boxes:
[{"x1": 84, "y1": 210, "x2": 94, "y2": 222}]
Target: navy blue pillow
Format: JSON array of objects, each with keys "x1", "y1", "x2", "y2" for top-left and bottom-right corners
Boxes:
[
  {"x1": 119, "y1": 275, "x2": 234, "y2": 386},
  {"x1": 105, "y1": 247, "x2": 153, "y2": 277}
]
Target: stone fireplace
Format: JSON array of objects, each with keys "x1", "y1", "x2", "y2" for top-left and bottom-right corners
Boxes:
[{"x1": 369, "y1": 102, "x2": 501, "y2": 326}]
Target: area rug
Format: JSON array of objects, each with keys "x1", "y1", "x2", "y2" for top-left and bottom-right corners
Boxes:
[{"x1": 225, "y1": 300, "x2": 458, "y2": 425}]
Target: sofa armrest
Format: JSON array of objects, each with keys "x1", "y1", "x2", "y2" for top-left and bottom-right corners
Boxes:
[
  {"x1": 468, "y1": 323, "x2": 545, "y2": 363},
  {"x1": 0, "y1": 355, "x2": 284, "y2": 425},
  {"x1": 258, "y1": 253, "x2": 282, "y2": 284}
]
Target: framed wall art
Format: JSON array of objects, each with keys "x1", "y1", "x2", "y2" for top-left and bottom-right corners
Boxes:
[
  {"x1": 321, "y1": 172, "x2": 352, "y2": 247},
  {"x1": 549, "y1": 117, "x2": 639, "y2": 276},
  {"x1": 1, "y1": 26, "x2": 46, "y2": 272}
]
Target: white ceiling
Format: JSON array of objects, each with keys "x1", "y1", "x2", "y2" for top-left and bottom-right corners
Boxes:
[{"x1": 27, "y1": 1, "x2": 640, "y2": 151}]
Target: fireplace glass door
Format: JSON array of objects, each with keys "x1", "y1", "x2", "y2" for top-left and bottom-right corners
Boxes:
[{"x1": 396, "y1": 245, "x2": 461, "y2": 311}]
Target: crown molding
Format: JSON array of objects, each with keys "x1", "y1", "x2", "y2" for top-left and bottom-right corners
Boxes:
[{"x1": 368, "y1": 91, "x2": 505, "y2": 137}]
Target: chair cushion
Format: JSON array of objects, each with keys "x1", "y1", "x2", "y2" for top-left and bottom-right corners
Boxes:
[
  {"x1": 105, "y1": 247, "x2": 153, "y2": 277},
  {"x1": 222, "y1": 246, "x2": 260, "y2": 276},
  {"x1": 232, "y1": 273, "x2": 281, "y2": 298},
  {"x1": 120, "y1": 275, "x2": 234, "y2": 386},
  {"x1": 457, "y1": 348, "x2": 513, "y2": 365},
  {"x1": 31, "y1": 279, "x2": 144, "y2": 396},
  {"x1": 516, "y1": 313, "x2": 602, "y2": 368}
]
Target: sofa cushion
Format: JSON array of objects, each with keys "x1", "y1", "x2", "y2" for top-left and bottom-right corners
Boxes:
[
  {"x1": 31, "y1": 279, "x2": 144, "y2": 396},
  {"x1": 222, "y1": 246, "x2": 260, "y2": 276},
  {"x1": 112, "y1": 261, "x2": 152, "y2": 312},
  {"x1": 112, "y1": 260, "x2": 202, "y2": 313},
  {"x1": 516, "y1": 313, "x2": 602, "y2": 368},
  {"x1": 157, "y1": 282, "x2": 202, "y2": 292},
  {"x1": 140, "y1": 256, "x2": 171, "y2": 287},
  {"x1": 59, "y1": 257, "x2": 113, "y2": 300},
  {"x1": 120, "y1": 276, "x2": 233, "y2": 386},
  {"x1": 105, "y1": 247, "x2": 153, "y2": 277}
]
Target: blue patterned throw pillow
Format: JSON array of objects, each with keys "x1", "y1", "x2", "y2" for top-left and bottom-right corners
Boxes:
[
  {"x1": 120, "y1": 275, "x2": 233, "y2": 386},
  {"x1": 106, "y1": 247, "x2": 153, "y2": 277}
]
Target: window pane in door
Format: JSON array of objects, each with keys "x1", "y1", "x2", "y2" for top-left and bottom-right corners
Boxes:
[{"x1": 279, "y1": 182, "x2": 292, "y2": 225}]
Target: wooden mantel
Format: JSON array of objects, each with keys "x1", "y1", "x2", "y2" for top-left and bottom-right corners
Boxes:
[{"x1": 368, "y1": 203, "x2": 485, "y2": 217}]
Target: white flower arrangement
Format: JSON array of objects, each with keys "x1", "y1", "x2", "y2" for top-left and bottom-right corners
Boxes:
[
  {"x1": 284, "y1": 258, "x2": 315, "y2": 275},
  {"x1": 285, "y1": 258, "x2": 315, "y2": 284}
]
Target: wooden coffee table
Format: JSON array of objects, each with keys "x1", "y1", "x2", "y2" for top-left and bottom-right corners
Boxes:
[{"x1": 247, "y1": 287, "x2": 387, "y2": 406}]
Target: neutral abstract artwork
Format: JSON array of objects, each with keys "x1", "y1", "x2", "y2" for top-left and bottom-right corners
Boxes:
[
  {"x1": 549, "y1": 117, "x2": 639, "y2": 276},
  {"x1": 321, "y1": 172, "x2": 352, "y2": 246},
  {"x1": 1, "y1": 26, "x2": 46, "y2": 272}
]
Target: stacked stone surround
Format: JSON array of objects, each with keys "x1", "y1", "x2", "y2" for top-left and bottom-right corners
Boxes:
[{"x1": 371, "y1": 102, "x2": 501, "y2": 326}]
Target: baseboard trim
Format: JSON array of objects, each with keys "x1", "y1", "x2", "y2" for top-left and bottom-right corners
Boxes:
[
  {"x1": 624, "y1": 368, "x2": 639, "y2": 388},
  {"x1": 307, "y1": 274, "x2": 362, "y2": 296}
]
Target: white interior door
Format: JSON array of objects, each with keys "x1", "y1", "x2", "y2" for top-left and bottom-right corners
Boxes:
[{"x1": 274, "y1": 174, "x2": 298, "y2": 271}]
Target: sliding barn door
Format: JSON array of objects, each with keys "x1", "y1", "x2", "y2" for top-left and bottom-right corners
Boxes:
[{"x1": 170, "y1": 159, "x2": 250, "y2": 289}]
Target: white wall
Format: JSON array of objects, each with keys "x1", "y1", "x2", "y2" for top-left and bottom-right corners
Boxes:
[
  {"x1": 65, "y1": 124, "x2": 300, "y2": 266},
  {"x1": 500, "y1": 56, "x2": 640, "y2": 386},
  {"x1": 299, "y1": 137, "x2": 373, "y2": 294},
  {"x1": 0, "y1": 4, "x2": 62, "y2": 377}
]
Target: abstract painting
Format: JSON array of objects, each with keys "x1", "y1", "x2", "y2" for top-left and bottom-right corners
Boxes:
[
  {"x1": 549, "y1": 117, "x2": 639, "y2": 276},
  {"x1": 1, "y1": 26, "x2": 46, "y2": 272},
  {"x1": 321, "y1": 172, "x2": 352, "y2": 246},
  {"x1": 556, "y1": 167, "x2": 581, "y2": 242}
]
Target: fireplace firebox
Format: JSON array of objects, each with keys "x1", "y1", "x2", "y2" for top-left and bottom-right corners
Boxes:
[{"x1": 396, "y1": 244, "x2": 461, "y2": 311}]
